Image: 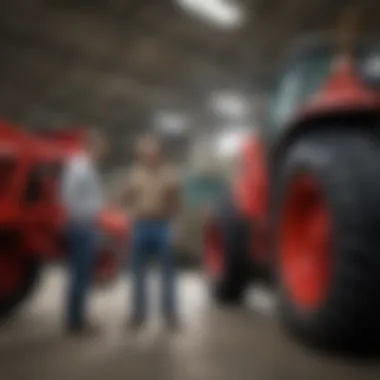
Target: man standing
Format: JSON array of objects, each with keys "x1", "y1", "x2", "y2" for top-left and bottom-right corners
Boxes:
[
  {"x1": 61, "y1": 129, "x2": 106, "y2": 335},
  {"x1": 120, "y1": 135, "x2": 180, "y2": 329}
]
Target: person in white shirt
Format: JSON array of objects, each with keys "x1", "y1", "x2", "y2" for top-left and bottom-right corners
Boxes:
[{"x1": 61, "y1": 129, "x2": 107, "y2": 335}]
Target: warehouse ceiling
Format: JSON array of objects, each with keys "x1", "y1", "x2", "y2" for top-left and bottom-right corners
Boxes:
[{"x1": 0, "y1": 0, "x2": 378, "y2": 165}]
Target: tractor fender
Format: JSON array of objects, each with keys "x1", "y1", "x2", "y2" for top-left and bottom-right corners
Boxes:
[
  {"x1": 266, "y1": 111, "x2": 380, "y2": 280},
  {"x1": 270, "y1": 109, "x2": 380, "y2": 190}
]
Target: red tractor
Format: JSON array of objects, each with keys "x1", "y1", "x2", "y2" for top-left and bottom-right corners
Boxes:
[
  {"x1": 0, "y1": 122, "x2": 128, "y2": 318},
  {"x1": 204, "y1": 33, "x2": 380, "y2": 351}
]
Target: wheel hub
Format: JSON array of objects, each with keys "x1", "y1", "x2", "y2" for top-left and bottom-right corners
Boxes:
[{"x1": 280, "y1": 176, "x2": 332, "y2": 310}]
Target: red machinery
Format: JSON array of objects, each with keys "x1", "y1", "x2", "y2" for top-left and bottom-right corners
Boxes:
[
  {"x1": 0, "y1": 122, "x2": 128, "y2": 317},
  {"x1": 204, "y1": 29, "x2": 380, "y2": 351}
]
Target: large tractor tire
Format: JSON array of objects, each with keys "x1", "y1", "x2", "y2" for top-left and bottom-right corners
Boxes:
[
  {"x1": 204, "y1": 200, "x2": 251, "y2": 304},
  {"x1": 0, "y1": 254, "x2": 41, "y2": 319},
  {"x1": 275, "y1": 130, "x2": 380, "y2": 352}
]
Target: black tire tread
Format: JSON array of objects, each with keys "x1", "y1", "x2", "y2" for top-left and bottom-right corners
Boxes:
[
  {"x1": 0, "y1": 260, "x2": 41, "y2": 319},
  {"x1": 207, "y1": 200, "x2": 251, "y2": 304},
  {"x1": 275, "y1": 130, "x2": 380, "y2": 352}
]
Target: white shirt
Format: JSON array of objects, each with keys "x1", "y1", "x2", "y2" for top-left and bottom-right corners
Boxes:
[{"x1": 61, "y1": 153, "x2": 104, "y2": 223}]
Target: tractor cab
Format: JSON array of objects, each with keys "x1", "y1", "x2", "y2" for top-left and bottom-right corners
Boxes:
[
  {"x1": 235, "y1": 35, "x2": 380, "y2": 223},
  {"x1": 0, "y1": 122, "x2": 69, "y2": 317},
  {"x1": 0, "y1": 122, "x2": 65, "y2": 257},
  {"x1": 267, "y1": 35, "x2": 380, "y2": 150}
]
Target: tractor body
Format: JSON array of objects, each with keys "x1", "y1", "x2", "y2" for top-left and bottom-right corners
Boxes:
[
  {"x1": 0, "y1": 122, "x2": 128, "y2": 317},
  {"x1": 204, "y1": 35, "x2": 380, "y2": 352}
]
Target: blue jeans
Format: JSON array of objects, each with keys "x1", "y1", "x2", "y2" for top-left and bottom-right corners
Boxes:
[
  {"x1": 66, "y1": 223, "x2": 98, "y2": 329},
  {"x1": 130, "y1": 220, "x2": 177, "y2": 318}
]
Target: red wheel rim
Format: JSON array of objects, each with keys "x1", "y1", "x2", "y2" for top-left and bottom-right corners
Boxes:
[
  {"x1": 205, "y1": 222, "x2": 224, "y2": 278},
  {"x1": 0, "y1": 254, "x2": 26, "y2": 297},
  {"x1": 279, "y1": 175, "x2": 332, "y2": 310}
]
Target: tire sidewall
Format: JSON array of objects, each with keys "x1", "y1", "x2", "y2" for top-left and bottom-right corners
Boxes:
[
  {"x1": 204, "y1": 199, "x2": 251, "y2": 303},
  {"x1": 274, "y1": 134, "x2": 363, "y2": 343},
  {"x1": 0, "y1": 260, "x2": 41, "y2": 318}
]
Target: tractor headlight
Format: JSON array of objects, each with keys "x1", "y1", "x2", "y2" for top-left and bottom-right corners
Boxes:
[{"x1": 356, "y1": 49, "x2": 380, "y2": 89}]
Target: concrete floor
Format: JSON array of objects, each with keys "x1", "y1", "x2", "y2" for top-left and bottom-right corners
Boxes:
[{"x1": 0, "y1": 268, "x2": 379, "y2": 380}]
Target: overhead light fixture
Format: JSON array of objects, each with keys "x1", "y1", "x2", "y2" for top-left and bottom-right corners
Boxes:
[
  {"x1": 214, "y1": 128, "x2": 250, "y2": 158},
  {"x1": 175, "y1": 0, "x2": 245, "y2": 29},
  {"x1": 154, "y1": 111, "x2": 189, "y2": 134},
  {"x1": 211, "y1": 91, "x2": 249, "y2": 119}
]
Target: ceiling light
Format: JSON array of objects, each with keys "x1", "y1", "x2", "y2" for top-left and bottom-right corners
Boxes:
[
  {"x1": 175, "y1": 0, "x2": 245, "y2": 29},
  {"x1": 214, "y1": 128, "x2": 250, "y2": 158},
  {"x1": 211, "y1": 91, "x2": 249, "y2": 119}
]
